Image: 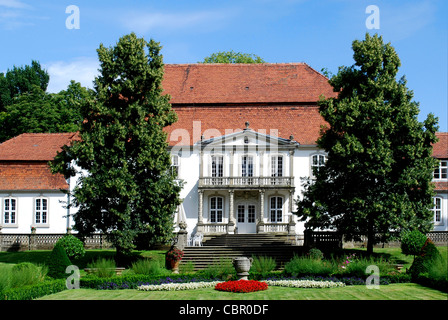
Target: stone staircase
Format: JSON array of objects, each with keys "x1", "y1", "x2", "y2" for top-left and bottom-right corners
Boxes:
[{"x1": 181, "y1": 234, "x2": 304, "y2": 270}]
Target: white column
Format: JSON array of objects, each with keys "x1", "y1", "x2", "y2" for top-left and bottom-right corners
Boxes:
[{"x1": 198, "y1": 190, "x2": 204, "y2": 224}]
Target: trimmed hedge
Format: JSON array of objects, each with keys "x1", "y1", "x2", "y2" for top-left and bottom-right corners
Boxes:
[
  {"x1": 415, "y1": 274, "x2": 448, "y2": 293},
  {"x1": 0, "y1": 279, "x2": 66, "y2": 300},
  {"x1": 80, "y1": 273, "x2": 222, "y2": 289}
]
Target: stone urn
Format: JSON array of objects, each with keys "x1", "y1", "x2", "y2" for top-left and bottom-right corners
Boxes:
[{"x1": 232, "y1": 257, "x2": 253, "y2": 280}]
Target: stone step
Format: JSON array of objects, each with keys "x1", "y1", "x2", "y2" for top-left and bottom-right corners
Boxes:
[
  {"x1": 181, "y1": 245, "x2": 303, "y2": 270},
  {"x1": 202, "y1": 234, "x2": 293, "y2": 247}
]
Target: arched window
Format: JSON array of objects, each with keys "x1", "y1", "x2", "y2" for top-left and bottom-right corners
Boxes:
[{"x1": 210, "y1": 196, "x2": 224, "y2": 223}]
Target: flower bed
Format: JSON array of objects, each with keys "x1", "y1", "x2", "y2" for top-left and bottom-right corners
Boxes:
[
  {"x1": 265, "y1": 279, "x2": 345, "y2": 289},
  {"x1": 138, "y1": 281, "x2": 220, "y2": 291},
  {"x1": 215, "y1": 280, "x2": 268, "y2": 293}
]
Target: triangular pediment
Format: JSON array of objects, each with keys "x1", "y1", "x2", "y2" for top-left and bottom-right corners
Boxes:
[{"x1": 197, "y1": 126, "x2": 299, "y2": 150}]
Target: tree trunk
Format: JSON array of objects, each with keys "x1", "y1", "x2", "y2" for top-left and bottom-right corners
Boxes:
[{"x1": 366, "y1": 219, "x2": 374, "y2": 256}]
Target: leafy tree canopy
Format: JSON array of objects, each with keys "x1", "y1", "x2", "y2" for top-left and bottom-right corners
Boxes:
[
  {"x1": 0, "y1": 60, "x2": 49, "y2": 112},
  {"x1": 0, "y1": 80, "x2": 90, "y2": 142},
  {"x1": 295, "y1": 33, "x2": 439, "y2": 255},
  {"x1": 51, "y1": 33, "x2": 181, "y2": 259},
  {"x1": 202, "y1": 50, "x2": 265, "y2": 63}
]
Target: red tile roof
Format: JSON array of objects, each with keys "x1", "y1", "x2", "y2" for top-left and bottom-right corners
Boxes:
[
  {"x1": 0, "y1": 133, "x2": 77, "y2": 191},
  {"x1": 166, "y1": 105, "x2": 327, "y2": 146},
  {"x1": 433, "y1": 132, "x2": 448, "y2": 159},
  {"x1": 0, "y1": 132, "x2": 78, "y2": 161},
  {"x1": 162, "y1": 63, "x2": 338, "y2": 104},
  {"x1": 0, "y1": 162, "x2": 68, "y2": 191}
]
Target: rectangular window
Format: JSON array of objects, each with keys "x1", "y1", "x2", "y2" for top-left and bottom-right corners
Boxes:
[
  {"x1": 35, "y1": 198, "x2": 48, "y2": 224},
  {"x1": 237, "y1": 205, "x2": 245, "y2": 223},
  {"x1": 311, "y1": 154, "x2": 326, "y2": 176},
  {"x1": 270, "y1": 197, "x2": 283, "y2": 222},
  {"x1": 271, "y1": 156, "x2": 283, "y2": 177},
  {"x1": 210, "y1": 197, "x2": 223, "y2": 223},
  {"x1": 434, "y1": 160, "x2": 448, "y2": 180},
  {"x1": 248, "y1": 205, "x2": 256, "y2": 223},
  {"x1": 432, "y1": 197, "x2": 442, "y2": 223},
  {"x1": 211, "y1": 155, "x2": 224, "y2": 185},
  {"x1": 4, "y1": 198, "x2": 16, "y2": 224},
  {"x1": 171, "y1": 155, "x2": 179, "y2": 178},
  {"x1": 211, "y1": 156, "x2": 223, "y2": 177},
  {"x1": 241, "y1": 156, "x2": 253, "y2": 177},
  {"x1": 241, "y1": 156, "x2": 254, "y2": 185}
]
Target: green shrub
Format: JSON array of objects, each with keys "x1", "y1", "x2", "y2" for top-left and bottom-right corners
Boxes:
[
  {"x1": 343, "y1": 256, "x2": 395, "y2": 278},
  {"x1": 408, "y1": 239, "x2": 443, "y2": 280},
  {"x1": 198, "y1": 258, "x2": 235, "y2": 280},
  {"x1": 87, "y1": 258, "x2": 116, "y2": 278},
  {"x1": 46, "y1": 243, "x2": 72, "y2": 279},
  {"x1": 179, "y1": 261, "x2": 195, "y2": 274},
  {"x1": 130, "y1": 259, "x2": 169, "y2": 276},
  {"x1": 284, "y1": 255, "x2": 335, "y2": 276},
  {"x1": 400, "y1": 230, "x2": 427, "y2": 256},
  {"x1": 251, "y1": 256, "x2": 277, "y2": 277},
  {"x1": 9, "y1": 262, "x2": 48, "y2": 288},
  {"x1": 56, "y1": 234, "x2": 85, "y2": 260},
  {"x1": 308, "y1": 248, "x2": 324, "y2": 261}
]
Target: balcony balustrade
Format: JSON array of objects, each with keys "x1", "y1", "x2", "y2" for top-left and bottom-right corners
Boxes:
[{"x1": 199, "y1": 176, "x2": 294, "y2": 189}]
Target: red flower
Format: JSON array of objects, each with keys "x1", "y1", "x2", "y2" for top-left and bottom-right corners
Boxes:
[{"x1": 215, "y1": 280, "x2": 268, "y2": 293}]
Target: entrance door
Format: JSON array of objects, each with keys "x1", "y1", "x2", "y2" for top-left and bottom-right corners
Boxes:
[{"x1": 237, "y1": 204, "x2": 256, "y2": 234}]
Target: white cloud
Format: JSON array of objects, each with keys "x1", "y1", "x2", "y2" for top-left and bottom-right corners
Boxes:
[
  {"x1": 120, "y1": 9, "x2": 237, "y2": 34},
  {"x1": 45, "y1": 57, "x2": 99, "y2": 93},
  {"x1": 0, "y1": 0, "x2": 31, "y2": 9},
  {"x1": 381, "y1": 1, "x2": 436, "y2": 41}
]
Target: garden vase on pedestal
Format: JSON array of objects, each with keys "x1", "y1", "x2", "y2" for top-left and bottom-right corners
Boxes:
[
  {"x1": 169, "y1": 259, "x2": 180, "y2": 274},
  {"x1": 232, "y1": 257, "x2": 253, "y2": 280}
]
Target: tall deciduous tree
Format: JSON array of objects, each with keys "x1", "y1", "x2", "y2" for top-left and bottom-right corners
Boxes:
[
  {"x1": 0, "y1": 60, "x2": 49, "y2": 111},
  {"x1": 0, "y1": 81, "x2": 89, "y2": 142},
  {"x1": 51, "y1": 33, "x2": 181, "y2": 260},
  {"x1": 295, "y1": 34, "x2": 439, "y2": 255}
]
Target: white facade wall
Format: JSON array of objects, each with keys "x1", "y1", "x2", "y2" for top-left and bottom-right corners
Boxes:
[
  {"x1": 433, "y1": 192, "x2": 448, "y2": 232},
  {"x1": 0, "y1": 191, "x2": 75, "y2": 234}
]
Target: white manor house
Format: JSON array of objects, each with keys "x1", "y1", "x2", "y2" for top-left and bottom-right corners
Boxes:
[{"x1": 0, "y1": 63, "x2": 447, "y2": 245}]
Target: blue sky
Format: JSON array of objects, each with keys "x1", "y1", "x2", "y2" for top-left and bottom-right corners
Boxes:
[{"x1": 0, "y1": 0, "x2": 446, "y2": 131}]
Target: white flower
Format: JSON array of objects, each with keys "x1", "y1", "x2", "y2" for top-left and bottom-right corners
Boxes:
[
  {"x1": 265, "y1": 280, "x2": 345, "y2": 289},
  {"x1": 138, "y1": 281, "x2": 221, "y2": 291}
]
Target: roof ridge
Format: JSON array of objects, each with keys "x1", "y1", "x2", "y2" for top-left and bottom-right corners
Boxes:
[{"x1": 165, "y1": 62, "x2": 307, "y2": 67}]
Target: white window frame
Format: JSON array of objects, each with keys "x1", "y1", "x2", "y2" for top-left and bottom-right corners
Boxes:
[
  {"x1": 3, "y1": 197, "x2": 18, "y2": 226},
  {"x1": 269, "y1": 196, "x2": 283, "y2": 223},
  {"x1": 210, "y1": 196, "x2": 224, "y2": 223},
  {"x1": 171, "y1": 155, "x2": 180, "y2": 178},
  {"x1": 433, "y1": 160, "x2": 447, "y2": 180},
  {"x1": 211, "y1": 155, "x2": 224, "y2": 177},
  {"x1": 432, "y1": 197, "x2": 443, "y2": 225},
  {"x1": 271, "y1": 155, "x2": 284, "y2": 177},
  {"x1": 34, "y1": 197, "x2": 49, "y2": 226},
  {"x1": 241, "y1": 155, "x2": 254, "y2": 177},
  {"x1": 311, "y1": 153, "x2": 326, "y2": 177}
]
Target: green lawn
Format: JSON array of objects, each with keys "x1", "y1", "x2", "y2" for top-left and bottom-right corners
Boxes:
[
  {"x1": 2, "y1": 247, "x2": 447, "y2": 301},
  {"x1": 38, "y1": 283, "x2": 447, "y2": 300}
]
